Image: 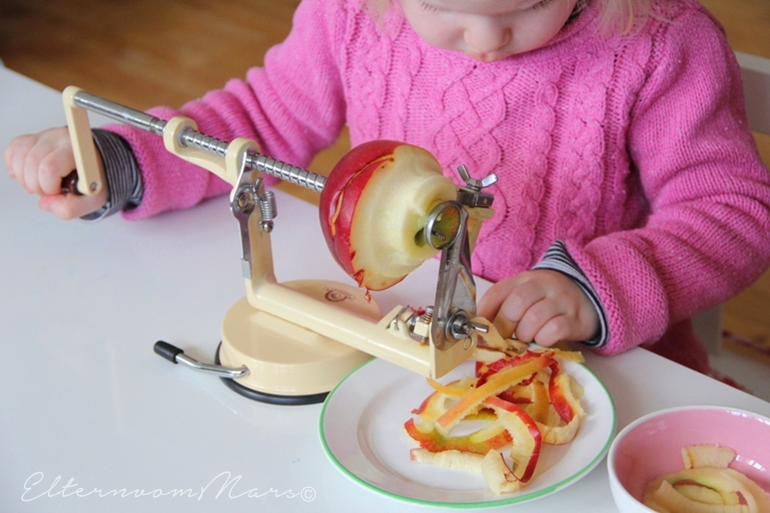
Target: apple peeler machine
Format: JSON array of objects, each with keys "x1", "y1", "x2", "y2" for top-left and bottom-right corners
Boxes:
[{"x1": 62, "y1": 86, "x2": 497, "y2": 405}]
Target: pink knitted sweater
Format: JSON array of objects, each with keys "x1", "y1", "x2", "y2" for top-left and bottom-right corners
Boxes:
[{"x1": 107, "y1": 0, "x2": 770, "y2": 373}]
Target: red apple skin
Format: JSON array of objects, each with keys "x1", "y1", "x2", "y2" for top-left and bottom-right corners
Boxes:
[
  {"x1": 318, "y1": 140, "x2": 411, "y2": 290},
  {"x1": 323, "y1": 157, "x2": 390, "y2": 279},
  {"x1": 476, "y1": 351, "x2": 542, "y2": 386},
  {"x1": 484, "y1": 396, "x2": 543, "y2": 483},
  {"x1": 404, "y1": 419, "x2": 512, "y2": 454},
  {"x1": 548, "y1": 362, "x2": 575, "y2": 423}
]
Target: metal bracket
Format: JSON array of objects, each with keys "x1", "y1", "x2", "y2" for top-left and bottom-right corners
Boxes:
[
  {"x1": 428, "y1": 165, "x2": 497, "y2": 350},
  {"x1": 229, "y1": 145, "x2": 264, "y2": 279}
]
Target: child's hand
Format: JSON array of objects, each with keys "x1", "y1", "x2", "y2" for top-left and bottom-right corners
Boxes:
[
  {"x1": 477, "y1": 269, "x2": 599, "y2": 347},
  {"x1": 4, "y1": 127, "x2": 107, "y2": 219}
]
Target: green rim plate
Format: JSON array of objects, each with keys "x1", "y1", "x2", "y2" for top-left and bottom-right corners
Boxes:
[{"x1": 319, "y1": 356, "x2": 616, "y2": 508}]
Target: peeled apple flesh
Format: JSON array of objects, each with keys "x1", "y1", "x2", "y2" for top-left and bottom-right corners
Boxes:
[
  {"x1": 642, "y1": 444, "x2": 770, "y2": 513},
  {"x1": 319, "y1": 141, "x2": 456, "y2": 290}
]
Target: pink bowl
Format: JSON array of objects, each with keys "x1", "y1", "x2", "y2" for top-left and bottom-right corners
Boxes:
[{"x1": 607, "y1": 406, "x2": 770, "y2": 512}]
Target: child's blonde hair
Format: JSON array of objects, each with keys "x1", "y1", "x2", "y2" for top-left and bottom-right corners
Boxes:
[
  {"x1": 363, "y1": 0, "x2": 655, "y2": 36},
  {"x1": 594, "y1": 0, "x2": 653, "y2": 35}
]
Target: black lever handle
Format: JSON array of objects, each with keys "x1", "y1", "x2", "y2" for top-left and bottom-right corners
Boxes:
[{"x1": 154, "y1": 340, "x2": 184, "y2": 364}]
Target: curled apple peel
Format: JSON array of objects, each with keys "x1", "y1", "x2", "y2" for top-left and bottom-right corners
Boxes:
[
  {"x1": 643, "y1": 444, "x2": 770, "y2": 513},
  {"x1": 319, "y1": 140, "x2": 456, "y2": 291},
  {"x1": 403, "y1": 324, "x2": 586, "y2": 495}
]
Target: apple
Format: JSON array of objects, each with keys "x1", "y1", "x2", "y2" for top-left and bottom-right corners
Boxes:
[
  {"x1": 644, "y1": 468, "x2": 749, "y2": 510},
  {"x1": 435, "y1": 354, "x2": 551, "y2": 435},
  {"x1": 484, "y1": 396, "x2": 543, "y2": 483},
  {"x1": 536, "y1": 371, "x2": 584, "y2": 445},
  {"x1": 481, "y1": 450, "x2": 524, "y2": 494},
  {"x1": 642, "y1": 446, "x2": 770, "y2": 512},
  {"x1": 319, "y1": 140, "x2": 456, "y2": 290},
  {"x1": 476, "y1": 350, "x2": 544, "y2": 386},
  {"x1": 410, "y1": 448, "x2": 484, "y2": 475},
  {"x1": 682, "y1": 444, "x2": 737, "y2": 470},
  {"x1": 672, "y1": 483, "x2": 726, "y2": 505},
  {"x1": 548, "y1": 361, "x2": 575, "y2": 423},
  {"x1": 404, "y1": 418, "x2": 512, "y2": 454},
  {"x1": 521, "y1": 379, "x2": 550, "y2": 424}
]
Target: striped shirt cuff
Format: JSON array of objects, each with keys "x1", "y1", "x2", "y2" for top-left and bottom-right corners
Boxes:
[
  {"x1": 532, "y1": 240, "x2": 607, "y2": 347},
  {"x1": 81, "y1": 129, "x2": 143, "y2": 220}
]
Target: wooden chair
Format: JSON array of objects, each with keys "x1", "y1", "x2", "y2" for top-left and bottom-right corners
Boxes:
[{"x1": 694, "y1": 51, "x2": 770, "y2": 353}]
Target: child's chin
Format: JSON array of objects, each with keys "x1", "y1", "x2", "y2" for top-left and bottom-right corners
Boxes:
[{"x1": 464, "y1": 51, "x2": 512, "y2": 63}]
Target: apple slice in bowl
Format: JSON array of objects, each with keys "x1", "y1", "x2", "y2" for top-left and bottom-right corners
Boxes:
[{"x1": 319, "y1": 141, "x2": 457, "y2": 291}]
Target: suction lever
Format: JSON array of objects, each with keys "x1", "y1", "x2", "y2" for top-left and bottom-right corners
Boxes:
[{"x1": 153, "y1": 341, "x2": 249, "y2": 379}]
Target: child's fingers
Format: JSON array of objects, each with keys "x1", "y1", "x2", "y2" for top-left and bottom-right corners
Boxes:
[
  {"x1": 497, "y1": 278, "x2": 546, "y2": 327},
  {"x1": 22, "y1": 136, "x2": 63, "y2": 194},
  {"x1": 7, "y1": 128, "x2": 105, "y2": 220},
  {"x1": 5, "y1": 134, "x2": 36, "y2": 181},
  {"x1": 38, "y1": 148, "x2": 77, "y2": 195},
  {"x1": 38, "y1": 189, "x2": 106, "y2": 220},
  {"x1": 6, "y1": 128, "x2": 72, "y2": 194},
  {"x1": 492, "y1": 311, "x2": 518, "y2": 339},
  {"x1": 478, "y1": 274, "x2": 535, "y2": 319},
  {"x1": 479, "y1": 275, "x2": 547, "y2": 339},
  {"x1": 4, "y1": 138, "x2": 22, "y2": 178},
  {"x1": 531, "y1": 313, "x2": 572, "y2": 347},
  {"x1": 481, "y1": 270, "x2": 600, "y2": 345},
  {"x1": 513, "y1": 297, "x2": 558, "y2": 343},
  {"x1": 477, "y1": 278, "x2": 513, "y2": 319},
  {"x1": 39, "y1": 196, "x2": 85, "y2": 220},
  {"x1": 521, "y1": 299, "x2": 597, "y2": 345}
]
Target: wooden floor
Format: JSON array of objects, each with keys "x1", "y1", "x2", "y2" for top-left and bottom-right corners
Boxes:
[{"x1": 1, "y1": 0, "x2": 769, "y2": 361}]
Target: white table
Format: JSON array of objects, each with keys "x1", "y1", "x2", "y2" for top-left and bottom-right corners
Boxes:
[{"x1": 2, "y1": 66, "x2": 769, "y2": 512}]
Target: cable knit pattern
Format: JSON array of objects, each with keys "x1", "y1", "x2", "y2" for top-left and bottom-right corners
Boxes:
[
  {"x1": 104, "y1": 0, "x2": 770, "y2": 374},
  {"x1": 555, "y1": 50, "x2": 607, "y2": 242}
]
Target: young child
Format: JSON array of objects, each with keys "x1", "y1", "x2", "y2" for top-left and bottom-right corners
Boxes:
[{"x1": 6, "y1": 0, "x2": 770, "y2": 378}]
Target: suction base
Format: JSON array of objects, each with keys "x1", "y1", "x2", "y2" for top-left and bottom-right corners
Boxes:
[
  {"x1": 217, "y1": 279, "x2": 382, "y2": 404},
  {"x1": 214, "y1": 343, "x2": 329, "y2": 405}
]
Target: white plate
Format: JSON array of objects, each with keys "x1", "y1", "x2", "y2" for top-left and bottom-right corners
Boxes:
[{"x1": 319, "y1": 356, "x2": 616, "y2": 508}]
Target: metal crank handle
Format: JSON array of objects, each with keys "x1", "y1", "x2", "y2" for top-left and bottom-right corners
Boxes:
[
  {"x1": 62, "y1": 87, "x2": 327, "y2": 191},
  {"x1": 153, "y1": 341, "x2": 249, "y2": 379},
  {"x1": 62, "y1": 87, "x2": 107, "y2": 196}
]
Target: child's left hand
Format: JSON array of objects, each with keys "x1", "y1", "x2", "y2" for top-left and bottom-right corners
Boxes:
[{"x1": 477, "y1": 269, "x2": 599, "y2": 347}]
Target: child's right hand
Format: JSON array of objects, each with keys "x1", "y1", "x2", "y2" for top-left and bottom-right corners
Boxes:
[
  {"x1": 4, "y1": 127, "x2": 107, "y2": 219},
  {"x1": 477, "y1": 269, "x2": 599, "y2": 347}
]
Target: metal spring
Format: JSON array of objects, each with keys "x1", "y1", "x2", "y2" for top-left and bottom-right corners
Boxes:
[
  {"x1": 179, "y1": 129, "x2": 326, "y2": 192},
  {"x1": 248, "y1": 153, "x2": 327, "y2": 192},
  {"x1": 421, "y1": 306, "x2": 435, "y2": 324},
  {"x1": 180, "y1": 130, "x2": 326, "y2": 192},
  {"x1": 180, "y1": 129, "x2": 229, "y2": 157},
  {"x1": 259, "y1": 190, "x2": 277, "y2": 221},
  {"x1": 258, "y1": 190, "x2": 277, "y2": 232}
]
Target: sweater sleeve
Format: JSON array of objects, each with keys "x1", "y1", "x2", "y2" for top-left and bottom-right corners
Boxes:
[
  {"x1": 102, "y1": 0, "x2": 348, "y2": 220},
  {"x1": 564, "y1": 6, "x2": 770, "y2": 355}
]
